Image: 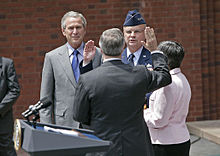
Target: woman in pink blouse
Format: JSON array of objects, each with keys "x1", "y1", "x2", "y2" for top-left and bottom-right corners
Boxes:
[{"x1": 144, "y1": 41, "x2": 191, "y2": 156}]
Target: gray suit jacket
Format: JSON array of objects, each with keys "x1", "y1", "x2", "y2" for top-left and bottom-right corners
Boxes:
[
  {"x1": 73, "y1": 52, "x2": 171, "y2": 156},
  {"x1": 39, "y1": 43, "x2": 102, "y2": 128},
  {"x1": 0, "y1": 57, "x2": 20, "y2": 133}
]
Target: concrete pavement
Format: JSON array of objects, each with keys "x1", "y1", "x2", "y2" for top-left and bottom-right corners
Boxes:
[
  {"x1": 190, "y1": 134, "x2": 220, "y2": 156},
  {"x1": 187, "y1": 120, "x2": 220, "y2": 145},
  {"x1": 188, "y1": 120, "x2": 220, "y2": 156}
]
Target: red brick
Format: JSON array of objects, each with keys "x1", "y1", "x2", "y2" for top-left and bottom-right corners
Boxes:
[{"x1": 0, "y1": 0, "x2": 219, "y2": 121}]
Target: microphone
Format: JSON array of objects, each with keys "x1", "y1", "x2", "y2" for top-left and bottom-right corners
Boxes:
[
  {"x1": 22, "y1": 98, "x2": 52, "y2": 118},
  {"x1": 21, "y1": 105, "x2": 34, "y2": 117}
]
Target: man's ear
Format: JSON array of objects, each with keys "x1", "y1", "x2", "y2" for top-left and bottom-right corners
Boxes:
[
  {"x1": 100, "y1": 49, "x2": 104, "y2": 54},
  {"x1": 61, "y1": 28, "x2": 66, "y2": 37}
]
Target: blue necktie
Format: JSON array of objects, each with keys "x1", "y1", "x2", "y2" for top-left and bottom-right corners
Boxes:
[
  {"x1": 128, "y1": 54, "x2": 135, "y2": 66},
  {"x1": 72, "y1": 50, "x2": 80, "y2": 82}
]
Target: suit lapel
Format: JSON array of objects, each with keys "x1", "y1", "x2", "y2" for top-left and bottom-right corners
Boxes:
[
  {"x1": 121, "y1": 48, "x2": 129, "y2": 64},
  {"x1": 137, "y1": 48, "x2": 152, "y2": 65},
  {"x1": 121, "y1": 47, "x2": 152, "y2": 66},
  {"x1": 57, "y1": 45, "x2": 76, "y2": 87}
]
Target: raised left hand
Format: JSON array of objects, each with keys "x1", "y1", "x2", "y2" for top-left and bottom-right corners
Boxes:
[{"x1": 141, "y1": 27, "x2": 158, "y2": 52}]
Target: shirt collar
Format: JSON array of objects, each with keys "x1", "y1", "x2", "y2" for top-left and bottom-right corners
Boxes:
[
  {"x1": 67, "y1": 42, "x2": 84, "y2": 57},
  {"x1": 103, "y1": 58, "x2": 121, "y2": 63},
  {"x1": 126, "y1": 46, "x2": 143, "y2": 59},
  {"x1": 170, "y1": 68, "x2": 181, "y2": 75}
]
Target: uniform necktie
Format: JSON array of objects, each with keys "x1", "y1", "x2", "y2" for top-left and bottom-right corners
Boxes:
[
  {"x1": 128, "y1": 53, "x2": 135, "y2": 66},
  {"x1": 72, "y1": 49, "x2": 80, "y2": 82}
]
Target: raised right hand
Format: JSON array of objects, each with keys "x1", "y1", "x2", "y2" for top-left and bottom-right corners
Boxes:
[{"x1": 83, "y1": 40, "x2": 96, "y2": 66}]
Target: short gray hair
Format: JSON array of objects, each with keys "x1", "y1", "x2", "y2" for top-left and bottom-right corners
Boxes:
[
  {"x1": 61, "y1": 11, "x2": 87, "y2": 29},
  {"x1": 99, "y1": 28, "x2": 125, "y2": 56}
]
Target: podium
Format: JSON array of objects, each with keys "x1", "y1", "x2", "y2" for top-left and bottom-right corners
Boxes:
[{"x1": 13, "y1": 119, "x2": 111, "y2": 156}]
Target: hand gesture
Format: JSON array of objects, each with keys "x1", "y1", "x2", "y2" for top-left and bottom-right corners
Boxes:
[
  {"x1": 141, "y1": 27, "x2": 158, "y2": 52},
  {"x1": 83, "y1": 40, "x2": 96, "y2": 65}
]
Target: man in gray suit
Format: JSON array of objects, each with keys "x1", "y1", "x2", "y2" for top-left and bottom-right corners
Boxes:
[
  {"x1": 0, "y1": 57, "x2": 20, "y2": 156},
  {"x1": 73, "y1": 28, "x2": 171, "y2": 156},
  {"x1": 39, "y1": 11, "x2": 102, "y2": 128}
]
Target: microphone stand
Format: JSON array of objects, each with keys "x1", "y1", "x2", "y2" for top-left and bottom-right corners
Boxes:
[
  {"x1": 31, "y1": 110, "x2": 40, "y2": 129},
  {"x1": 23, "y1": 109, "x2": 40, "y2": 129}
]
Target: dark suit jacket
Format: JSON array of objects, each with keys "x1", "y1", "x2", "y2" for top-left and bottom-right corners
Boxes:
[
  {"x1": 73, "y1": 52, "x2": 171, "y2": 156},
  {"x1": 40, "y1": 43, "x2": 102, "y2": 128},
  {"x1": 122, "y1": 47, "x2": 153, "y2": 107},
  {"x1": 0, "y1": 57, "x2": 20, "y2": 133},
  {"x1": 121, "y1": 47, "x2": 152, "y2": 66}
]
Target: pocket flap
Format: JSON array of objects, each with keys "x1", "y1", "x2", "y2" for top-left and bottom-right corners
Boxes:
[{"x1": 55, "y1": 107, "x2": 66, "y2": 117}]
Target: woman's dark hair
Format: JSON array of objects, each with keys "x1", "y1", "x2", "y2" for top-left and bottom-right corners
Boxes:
[{"x1": 157, "y1": 41, "x2": 185, "y2": 70}]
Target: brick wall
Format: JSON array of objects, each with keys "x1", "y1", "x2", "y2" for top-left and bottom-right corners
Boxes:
[
  {"x1": 0, "y1": 0, "x2": 219, "y2": 121},
  {"x1": 200, "y1": 0, "x2": 220, "y2": 120}
]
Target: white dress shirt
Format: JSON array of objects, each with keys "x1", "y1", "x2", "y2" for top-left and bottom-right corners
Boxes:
[
  {"x1": 67, "y1": 42, "x2": 84, "y2": 64},
  {"x1": 126, "y1": 46, "x2": 143, "y2": 66},
  {"x1": 144, "y1": 68, "x2": 191, "y2": 144}
]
